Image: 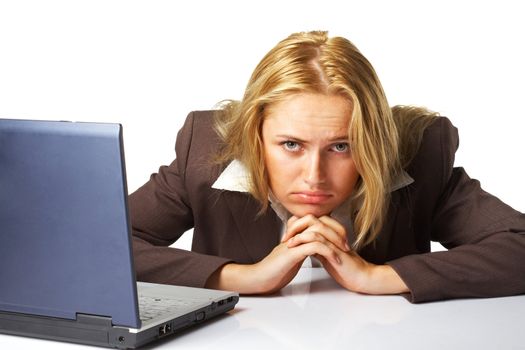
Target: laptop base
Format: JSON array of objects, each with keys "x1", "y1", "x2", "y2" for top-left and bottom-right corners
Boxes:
[{"x1": 0, "y1": 297, "x2": 238, "y2": 349}]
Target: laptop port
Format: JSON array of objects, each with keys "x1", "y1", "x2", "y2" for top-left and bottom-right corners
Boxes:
[{"x1": 158, "y1": 323, "x2": 171, "y2": 336}]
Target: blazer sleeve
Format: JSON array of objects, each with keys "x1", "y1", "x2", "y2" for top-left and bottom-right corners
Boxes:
[
  {"x1": 129, "y1": 112, "x2": 232, "y2": 288},
  {"x1": 388, "y1": 119, "x2": 525, "y2": 303}
]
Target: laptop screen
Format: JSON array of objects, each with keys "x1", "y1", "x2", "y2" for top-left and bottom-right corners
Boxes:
[{"x1": 0, "y1": 119, "x2": 140, "y2": 328}]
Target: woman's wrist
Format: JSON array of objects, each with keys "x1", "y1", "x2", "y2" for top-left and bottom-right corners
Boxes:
[
  {"x1": 205, "y1": 263, "x2": 263, "y2": 294},
  {"x1": 360, "y1": 264, "x2": 409, "y2": 295}
]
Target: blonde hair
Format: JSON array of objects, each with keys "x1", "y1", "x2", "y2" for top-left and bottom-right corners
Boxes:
[{"x1": 215, "y1": 31, "x2": 437, "y2": 249}]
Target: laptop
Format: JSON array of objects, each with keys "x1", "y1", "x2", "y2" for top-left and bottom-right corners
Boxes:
[{"x1": 0, "y1": 118, "x2": 239, "y2": 348}]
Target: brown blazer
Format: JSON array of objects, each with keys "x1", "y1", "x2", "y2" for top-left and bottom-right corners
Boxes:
[{"x1": 130, "y1": 111, "x2": 525, "y2": 303}]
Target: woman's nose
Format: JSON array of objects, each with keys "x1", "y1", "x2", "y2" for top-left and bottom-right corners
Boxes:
[{"x1": 303, "y1": 152, "x2": 325, "y2": 187}]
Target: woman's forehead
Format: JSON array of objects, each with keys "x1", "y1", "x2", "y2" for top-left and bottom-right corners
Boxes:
[
  {"x1": 262, "y1": 93, "x2": 351, "y2": 141},
  {"x1": 264, "y1": 93, "x2": 351, "y2": 126}
]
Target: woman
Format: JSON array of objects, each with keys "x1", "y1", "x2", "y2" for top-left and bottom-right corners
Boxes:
[{"x1": 130, "y1": 31, "x2": 525, "y2": 302}]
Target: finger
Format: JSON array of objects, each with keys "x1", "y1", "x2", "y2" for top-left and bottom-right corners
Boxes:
[
  {"x1": 318, "y1": 216, "x2": 351, "y2": 251},
  {"x1": 281, "y1": 216, "x2": 299, "y2": 242},
  {"x1": 287, "y1": 215, "x2": 299, "y2": 226},
  {"x1": 318, "y1": 216, "x2": 345, "y2": 236},
  {"x1": 286, "y1": 215, "x2": 350, "y2": 252},
  {"x1": 290, "y1": 217, "x2": 350, "y2": 251},
  {"x1": 290, "y1": 241, "x2": 342, "y2": 265},
  {"x1": 287, "y1": 229, "x2": 328, "y2": 248},
  {"x1": 282, "y1": 214, "x2": 318, "y2": 242}
]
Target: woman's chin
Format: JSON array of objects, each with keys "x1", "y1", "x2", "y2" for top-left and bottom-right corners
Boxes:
[{"x1": 286, "y1": 204, "x2": 333, "y2": 218}]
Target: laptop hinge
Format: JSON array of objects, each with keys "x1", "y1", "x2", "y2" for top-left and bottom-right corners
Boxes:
[{"x1": 76, "y1": 313, "x2": 113, "y2": 327}]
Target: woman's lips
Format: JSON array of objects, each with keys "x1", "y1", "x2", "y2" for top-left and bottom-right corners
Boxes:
[{"x1": 291, "y1": 191, "x2": 332, "y2": 204}]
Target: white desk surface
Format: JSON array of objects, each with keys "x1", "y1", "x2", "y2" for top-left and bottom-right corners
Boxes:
[{"x1": 1, "y1": 267, "x2": 524, "y2": 350}]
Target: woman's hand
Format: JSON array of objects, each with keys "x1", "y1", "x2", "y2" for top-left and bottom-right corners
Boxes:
[
  {"x1": 205, "y1": 238, "x2": 343, "y2": 295},
  {"x1": 282, "y1": 215, "x2": 351, "y2": 253},
  {"x1": 283, "y1": 215, "x2": 409, "y2": 295},
  {"x1": 207, "y1": 214, "x2": 408, "y2": 295}
]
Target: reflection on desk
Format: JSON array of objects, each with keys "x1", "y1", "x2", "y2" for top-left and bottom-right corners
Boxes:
[{"x1": 1, "y1": 268, "x2": 524, "y2": 349}]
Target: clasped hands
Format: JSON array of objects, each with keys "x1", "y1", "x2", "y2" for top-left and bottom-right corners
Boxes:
[
  {"x1": 259, "y1": 214, "x2": 374, "y2": 294},
  {"x1": 206, "y1": 215, "x2": 408, "y2": 295}
]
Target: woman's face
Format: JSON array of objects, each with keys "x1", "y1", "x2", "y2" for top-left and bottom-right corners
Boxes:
[{"x1": 262, "y1": 93, "x2": 359, "y2": 217}]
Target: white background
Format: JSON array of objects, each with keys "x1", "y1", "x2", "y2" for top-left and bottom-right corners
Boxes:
[{"x1": 1, "y1": 0, "x2": 523, "y2": 251}]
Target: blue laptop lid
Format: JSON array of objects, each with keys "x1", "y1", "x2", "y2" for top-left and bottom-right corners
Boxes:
[{"x1": 0, "y1": 119, "x2": 140, "y2": 329}]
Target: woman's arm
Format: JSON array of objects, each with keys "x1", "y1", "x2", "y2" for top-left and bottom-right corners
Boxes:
[
  {"x1": 387, "y1": 168, "x2": 525, "y2": 302},
  {"x1": 130, "y1": 156, "x2": 236, "y2": 287},
  {"x1": 130, "y1": 112, "x2": 236, "y2": 288},
  {"x1": 387, "y1": 117, "x2": 525, "y2": 302}
]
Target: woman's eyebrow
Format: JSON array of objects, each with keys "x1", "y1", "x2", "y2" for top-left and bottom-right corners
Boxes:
[
  {"x1": 274, "y1": 135, "x2": 307, "y2": 142},
  {"x1": 274, "y1": 134, "x2": 349, "y2": 142},
  {"x1": 328, "y1": 136, "x2": 350, "y2": 142}
]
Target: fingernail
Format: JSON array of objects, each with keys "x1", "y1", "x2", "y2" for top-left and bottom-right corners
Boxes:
[{"x1": 345, "y1": 242, "x2": 351, "y2": 251}]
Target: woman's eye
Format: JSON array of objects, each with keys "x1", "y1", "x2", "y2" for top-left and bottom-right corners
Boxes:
[
  {"x1": 332, "y1": 143, "x2": 349, "y2": 152},
  {"x1": 283, "y1": 141, "x2": 300, "y2": 151}
]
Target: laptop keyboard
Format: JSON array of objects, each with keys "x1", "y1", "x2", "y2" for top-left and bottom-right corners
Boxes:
[{"x1": 138, "y1": 295, "x2": 200, "y2": 322}]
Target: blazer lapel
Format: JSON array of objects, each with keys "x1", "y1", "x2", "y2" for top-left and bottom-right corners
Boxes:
[{"x1": 222, "y1": 191, "x2": 281, "y2": 263}]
